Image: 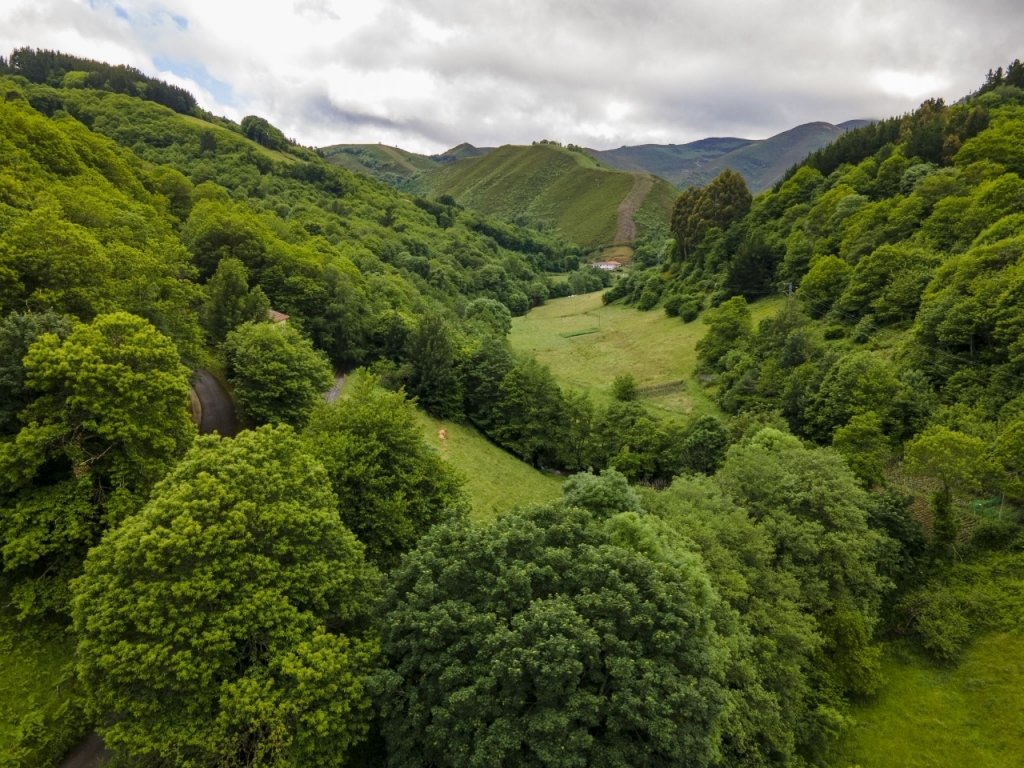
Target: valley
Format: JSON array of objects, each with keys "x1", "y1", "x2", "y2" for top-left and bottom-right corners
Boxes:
[{"x1": 1, "y1": 37, "x2": 1023, "y2": 768}]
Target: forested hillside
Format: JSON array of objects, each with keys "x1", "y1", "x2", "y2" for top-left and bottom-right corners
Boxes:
[
  {"x1": 319, "y1": 143, "x2": 441, "y2": 186},
  {"x1": 608, "y1": 65, "x2": 1024, "y2": 758},
  {"x1": 3, "y1": 44, "x2": 1023, "y2": 768}
]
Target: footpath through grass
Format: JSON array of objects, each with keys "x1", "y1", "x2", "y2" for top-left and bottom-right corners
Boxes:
[
  {"x1": 414, "y1": 412, "x2": 563, "y2": 522},
  {"x1": 510, "y1": 290, "x2": 784, "y2": 423},
  {"x1": 833, "y1": 633, "x2": 1024, "y2": 767}
]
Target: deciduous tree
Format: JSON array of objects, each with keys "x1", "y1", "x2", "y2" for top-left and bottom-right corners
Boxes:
[{"x1": 72, "y1": 426, "x2": 379, "y2": 767}]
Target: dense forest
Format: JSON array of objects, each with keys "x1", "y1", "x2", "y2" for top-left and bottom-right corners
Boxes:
[
  {"x1": 609, "y1": 57, "x2": 1024, "y2": 704},
  {"x1": 1, "y1": 45, "x2": 1022, "y2": 768}
]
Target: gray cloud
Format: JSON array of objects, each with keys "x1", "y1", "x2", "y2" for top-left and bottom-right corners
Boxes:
[{"x1": 2, "y1": 0, "x2": 1023, "y2": 153}]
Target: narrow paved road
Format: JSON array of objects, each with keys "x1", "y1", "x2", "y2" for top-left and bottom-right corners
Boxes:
[
  {"x1": 59, "y1": 732, "x2": 112, "y2": 768},
  {"x1": 193, "y1": 369, "x2": 240, "y2": 437}
]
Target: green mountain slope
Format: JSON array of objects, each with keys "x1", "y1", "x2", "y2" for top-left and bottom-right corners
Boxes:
[
  {"x1": 592, "y1": 121, "x2": 873, "y2": 193},
  {"x1": 588, "y1": 137, "x2": 755, "y2": 179},
  {"x1": 320, "y1": 142, "x2": 441, "y2": 184},
  {"x1": 437, "y1": 142, "x2": 495, "y2": 161},
  {"x1": 405, "y1": 143, "x2": 671, "y2": 249}
]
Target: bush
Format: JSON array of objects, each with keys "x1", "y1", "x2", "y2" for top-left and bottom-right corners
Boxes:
[
  {"x1": 663, "y1": 294, "x2": 683, "y2": 317},
  {"x1": 680, "y1": 299, "x2": 701, "y2": 323}
]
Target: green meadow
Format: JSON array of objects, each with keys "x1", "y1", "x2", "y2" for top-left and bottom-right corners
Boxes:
[
  {"x1": 833, "y1": 634, "x2": 1024, "y2": 767},
  {"x1": 510, "y1": 289, "x2": 785, "y2": 422}
]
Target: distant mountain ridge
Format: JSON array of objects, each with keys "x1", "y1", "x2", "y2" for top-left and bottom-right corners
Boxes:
[{"x1": 589, "y1": 120, "x2": 873, "y2": 193}]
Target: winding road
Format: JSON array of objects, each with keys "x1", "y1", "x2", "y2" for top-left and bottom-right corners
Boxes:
[
  {"x1": 192, "y1": 369, "x2": 240, "y2": 437},
  {"x1": 58, "y1": 733, "x2": 112, "y2": 768}
]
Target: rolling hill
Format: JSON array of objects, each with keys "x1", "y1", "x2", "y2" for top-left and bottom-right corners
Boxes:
[
  {"x1": 590, "y1": 120, "x2": 872, "y2": 192},
  {"x1": 435, "y1": 142, "x2": 496, "y2": 161},
  {"x1": 404, "y1": 143, "x2": 674, "y2": 250},
  {"x1": 319, "y1": 142, "x2": 441, "y2": 184}
]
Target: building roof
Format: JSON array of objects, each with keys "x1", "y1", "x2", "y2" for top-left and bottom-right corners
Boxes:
[{"x1": 267, "y1": 309, "x2": 290, "y2": 323}]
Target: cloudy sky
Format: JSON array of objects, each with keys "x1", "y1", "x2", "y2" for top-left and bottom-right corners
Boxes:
[{"x1": 2, "y1": 0, "x2": 1023, "y2": 154}]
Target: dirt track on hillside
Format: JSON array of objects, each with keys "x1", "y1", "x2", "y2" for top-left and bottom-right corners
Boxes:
[{"x1": 615, "y1": 174, "x2": 654, "y2": 244}]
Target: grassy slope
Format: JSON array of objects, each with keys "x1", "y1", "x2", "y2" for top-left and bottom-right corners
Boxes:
[
  {"x1": 833, "y1": 634, "x2": 1024, "y2": 767},
  {"x1": 589, "y1": 137, "x2": 754, "y2": 180},
  {"x1": 442, "y1": 143, "x2": 495, "y2": 160},
  {"x1": 320, "y1": 143, "x2": 440, "y2": 182},
  {"x1": 405, "y1": 144, "x2": 643, "y2": 250},
  {"x1": 509, "y1": 290, "x2": 785, "y2": 422},
  {"x1": 414, "y1": 412, "x2": 563, "y2": 522},
  {"x1": 633, "y1": 175, "x2": 677, "y2": 241},
  {"x1": 330, "y1": 377, "x2": 561, "y2": 522},
  {"x1": 179, "y1": 115, "x2": 298, "y2": 164}
]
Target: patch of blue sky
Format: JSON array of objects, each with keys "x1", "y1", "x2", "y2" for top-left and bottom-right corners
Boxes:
[{"x1": 153, "y1": 56, "x2": 235, "y2": 106}]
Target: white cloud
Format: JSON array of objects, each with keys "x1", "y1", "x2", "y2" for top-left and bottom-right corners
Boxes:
[{"x1": 2, "y1": 0, "x2": 1022, "y2": 154}]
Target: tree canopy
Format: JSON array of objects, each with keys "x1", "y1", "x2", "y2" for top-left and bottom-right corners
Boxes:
[{"x1": 72, "y1": 426, "x2": 379, "y2": 767}]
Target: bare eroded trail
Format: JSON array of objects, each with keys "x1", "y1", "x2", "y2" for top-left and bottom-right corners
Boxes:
[{"x1": 615, "y1": 173, "x2": 655, "y2": 244}]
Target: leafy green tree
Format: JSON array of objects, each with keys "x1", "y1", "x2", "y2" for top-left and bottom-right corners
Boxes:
[
  {"x1": 464, "y1": 297, "x2": 513, "y2": 336},
  {"x1": 561, "y1": 469, "x2": 642, "y2": 517},
  {"x1": 462, "y1": 335, "x2": 514, "y2": 433},
  {"x1": 903, "y1": 425, "x2": 997, "y2": 503},
  {"x1": 491, "y1": 357, "x2": 565, "y2": 467},
  {"x1": 223, "y1": 321, "x2": 334, "y2": 428},
  {"x1": 372, "y1": 504, "x2": 726, "y2": 768},
  {"x1": 640, "y1": 475, "x2": 821, "y2": 765},
  {"x1": 796, "y1": 255, "x2": 851, "y2": 317},
  {"x1": 200, "y1": 257, "x2": 270, "y2": 342},
  {"x1": 807, "y1": 352, "x2": 902, "y2": 440},
  {"x1": 560, "y1": 388, "x2": 595, "y2": 471},
  {"x1": 994, "y1": 420, "x2": 1024, "y2": 504},
  {"x1": 305, "y1": 372, "x2": 465, "y2": 569},
  {"x1": 928, "y1": 488, "x2": 959, "y2": 558},
  {"x1": 0, "y1": 311, "x2": 73, "y2": 435},
  {"x1": 406, "y1": 311, "x2": 464, "y2": 420},
  {"x1": 680, "y1": 414, "x2": 730, "y2": 475},
  {"x1": 696, "y1": 296, "x2": 752, "y2": 373},
  {"x1": 71, "y1": 426, "x2": 379, "y2": 767},
  {"x1": 0, "y1": 206, "x2": 113, "y2": 318},
  {"x1": 0, "y1": 312, "x2": 194, "y2": 615},
  {"x1": 148, "y1": 165, "x2": 194, "y2": 222},
  {"x1": 724, "y1": 230, "x2": 777, "y2": 300},
  {"x1": 611, "y1": 373, "x2": 639, "y2": 401},
  {"x1": 716, "y1": 428, "x2": 891, "y2": 697},
  {"x1": 671, "y1": 171, "x2": 752, "y2": 262},
  {"x1": 832, "y1": 411, "x2": 890, "y2": 488},
  {"x1": 240, "y1": 115, "x2": 289, "y2": 150}
]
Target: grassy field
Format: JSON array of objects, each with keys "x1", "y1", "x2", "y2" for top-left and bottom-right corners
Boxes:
[
  {"x1": 330, "y1": 377, "x2": 563, "y2": 522},
  {"x1": 414, "y1": 412, "x2": 563, "y2": 522},
  {"x1": 405, "y1": 144, "x2": 656, "y2": 250},
  {"x1": 833, "y1": 634, "x2": 1024, "y2": 767},
  {"x1": 510, "y1": 290, "x2": 784, "y2": 422}
]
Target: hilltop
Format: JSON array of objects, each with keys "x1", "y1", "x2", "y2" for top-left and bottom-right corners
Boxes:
[
  {"x1": 405, "y1": 142, "x2": 675, "y2": 250},
  {"x1": 319, "y1": 142, "x2": 441, "y2": 184},
  {"x1": 591, "y1": 119, "x2": 872, "y2": 192},
  {"x1": 435, "y1": 142, "x2": 495, "y2": 161}
]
